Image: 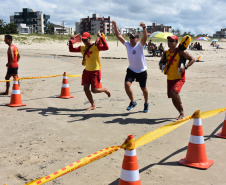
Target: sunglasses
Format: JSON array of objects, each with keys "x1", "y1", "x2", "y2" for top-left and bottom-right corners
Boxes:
[
  {"x1": 130, "y1": 36, "x2": 136, "y2": 39},
  {"x1": 82, "y1": 38, "x2": 88, "y2": 42},
  {"x1": 168, "y1": 39, "x2": 176, "y2": 42}
]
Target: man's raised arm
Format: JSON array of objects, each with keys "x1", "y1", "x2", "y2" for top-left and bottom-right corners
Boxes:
[
  {"x1": 140, "y1": 22, "x2": 147, "y2": 46},
  {"x1": 112, "y1": 20, "x2": 125, "y2": 45}
]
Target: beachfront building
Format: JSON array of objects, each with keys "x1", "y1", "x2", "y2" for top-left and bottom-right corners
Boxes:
[
  {"x1": 213, "y1": 28, "x2": 226, "y2": 38},
  {"x1": 10, "y1": 8, "x2": 50, "y2": 34},
  {"x1": 52, "y1": 24, "x2": 74, "y2": 35},
  {"x1": 147, "y1": 23, "x2": 172, "y2": 33},
  {"x1": 17, "y1": 23, "x2": 31, "y2": 34},
  {"x1": 76, "y1": 14, "x2": 113, "y2": 35}
]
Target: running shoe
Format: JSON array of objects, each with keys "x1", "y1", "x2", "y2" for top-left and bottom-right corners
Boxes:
[
  {"x1": 143, "y1": 103, "x2": 149, "y2": 113},
  {"x1": 127, "y1": 101, "x2": 137, "y2": 111}
]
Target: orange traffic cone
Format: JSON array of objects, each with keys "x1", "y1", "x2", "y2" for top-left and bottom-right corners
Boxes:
[
  {"x1": 119, "y1": 135, "x2": 141, "y2": 185},
  {"x1": 216, "y1": 113, "x2": 226, "y2": 138},
  {"x1": 6, "y1": 76, "x2": 26, "y2": 107},
  {"x1": 57, "y1": 72, "x2": 74, "y2": 98},
  {"x1": 178, "y1": 110, "x2": 214, "y2": 169}
]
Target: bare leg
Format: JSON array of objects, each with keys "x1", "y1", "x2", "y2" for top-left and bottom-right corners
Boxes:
[
  {"x1": 84, "y1": 84, "x2": 96, "y2": 111},
  {"x1": 141, "y1": 87, "x2": 148, "y2": 104},
  {"x1": 0, "y1": 74, "x2": 12, "y2": 95},
  {"x1": 170, "y1": 90, "x2": 184, "y2": 120},
  {"x1": 125, "y1": 81, "x2": 134, "y2": 102},
  {"x1": 91, "y1": 87, "x2": 111, "y2": 97}
]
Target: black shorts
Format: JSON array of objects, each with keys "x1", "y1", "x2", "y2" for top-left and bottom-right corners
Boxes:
[
  {"x1": 125, "y1": 68, "x2": 147, "y2": 88},
  {"x1": 7, "y1": 68, "x2": 18, "y2": 75}
]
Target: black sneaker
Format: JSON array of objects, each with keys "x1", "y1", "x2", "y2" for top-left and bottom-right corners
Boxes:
[
  {"x1": 127, "y1": 101, "x2": 137, "y2": 111},
  {"x1": 143, "y1": 103, "x2": 149, "y2": 113}
]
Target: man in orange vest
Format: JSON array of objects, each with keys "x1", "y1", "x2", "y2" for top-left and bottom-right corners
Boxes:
[
  {"x1": 1, "y1": 35, "x2": 20, "y2": 95},
  {"x1": 159, "y1": 35, "x2": 195, "y2": 120},
  {"x1": 68, "y1": 32, "x2": 111, "y2": 111}
]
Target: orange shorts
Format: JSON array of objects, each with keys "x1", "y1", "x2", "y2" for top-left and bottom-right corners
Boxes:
[
  {"x1": 167, "y1": 76, "x2": 185, "y2": 98},
  {"x1": 82, "y1": 69, "x2": 102, "y2": 88}
]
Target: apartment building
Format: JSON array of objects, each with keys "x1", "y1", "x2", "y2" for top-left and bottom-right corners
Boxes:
[
  {"x1": 147, "y1": 23, "x2": 172, "y2": 33},
  {"x1": 76, "y1": 14, "x2": 113, "y2": 35},
  {"x1": 213, "y1": 28, "x2": 226, "y2": 38},
  {"x1": 10, "y1": 8, "x2": 50, "y2": 34}
]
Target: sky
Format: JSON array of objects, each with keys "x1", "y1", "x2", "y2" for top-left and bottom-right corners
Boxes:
[{"x1": 0, "y1": 0, "x2": 225, "y2": 36}]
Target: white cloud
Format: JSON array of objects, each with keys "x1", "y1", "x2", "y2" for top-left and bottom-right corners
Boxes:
[{"x1": 0, "y1": 0, "x2": 225, "y2": 35}]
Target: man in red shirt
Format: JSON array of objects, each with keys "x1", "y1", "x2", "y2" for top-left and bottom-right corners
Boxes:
[
  {"x1": 68, "y1": 32, "x2": 110, "y2": 111},
  {"x1": 1, "y1": 35, "x2": 20, "y2": 95}
]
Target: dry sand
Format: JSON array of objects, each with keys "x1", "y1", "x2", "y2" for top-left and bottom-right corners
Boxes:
[{"x1": 0, "y1": 36, "x2": 226, "y2": 185}]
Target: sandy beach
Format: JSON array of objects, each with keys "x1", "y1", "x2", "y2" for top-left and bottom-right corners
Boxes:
[{"x1": 0, "y1": 35, "x2": 226, "y2": 185}]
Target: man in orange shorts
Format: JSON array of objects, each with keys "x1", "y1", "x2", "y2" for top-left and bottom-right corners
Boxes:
[
  {"x1": 159, "y1": 35, "x2": 195, "y2": 120},
  {"x1": 1, "y1": 35, "x2": 20, "y2": 95},
  {"x1": 68, "y1": 32, "x2": 110, "y2": 110}
]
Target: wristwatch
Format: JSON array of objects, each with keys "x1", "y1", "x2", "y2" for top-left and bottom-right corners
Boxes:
[
  {"x1": 185, "y1": 65, "x2": 188, "y2": 70},
  {"x1": 143, "y1": 26, "x2": 146, "y2": 29}
]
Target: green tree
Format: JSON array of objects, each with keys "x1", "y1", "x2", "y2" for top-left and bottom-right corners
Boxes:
[
  {"x1": 46, "y1": 23, "x2": 55, "y2": 35},
  {"x1": 175, "y1": 29, "x2": 181, "y2": 36},
  {"x1": 0, "y1": 20, "x2": 18, "y2": 34},
  {"x1": 4, "y1": 22, "x2": 18, "y2": 34},
  {"x1": 172, "y1": 29, "x2": 175, "y2": 34},
  {"x1": 182, "y1": 31, "x2": 188, "y2": 36},
  {"x1": 0, "y1": 19, "x2": 6, "y2": 34}
]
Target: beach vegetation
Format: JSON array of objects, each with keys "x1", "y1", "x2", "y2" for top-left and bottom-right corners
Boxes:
[{"x1": 0, "y1": 19, "x2": 18, "y2": 34}]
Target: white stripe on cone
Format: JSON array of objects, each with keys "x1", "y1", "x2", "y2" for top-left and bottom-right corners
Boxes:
[
  {"x1": 125, "y1": 150, "x2": 136, "y2": 156},
  {"x1": 193, "y1": 118, "x2": 202, "y2": 126},
  {"x1": 189, "y1": 135, "x2": 204, "y2": 144},
  {"x1": 63, "y1": 76, "x2": 67, "y2": 79},
  {"x1": 13, "y1": 81, "x2": 18, "y2": 84},
  {"x1": 120, "y1": 169, "x2": 140, "y2": 182},
  {"x1": 12, "y1": 90, "x2": 20, "y2": 94},
  {"x1": 62, "y1": 84, "x2": 69, "y2": 88}
]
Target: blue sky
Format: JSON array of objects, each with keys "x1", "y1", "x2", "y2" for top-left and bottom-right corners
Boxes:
[{"x1": 0, "y1": 0, "x2": 225, "y2": 36}]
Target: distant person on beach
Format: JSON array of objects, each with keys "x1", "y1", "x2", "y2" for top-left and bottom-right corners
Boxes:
[
  {"x1": 112, "y1": 20, "x2": 149, "y2": 113},
  {"x1": 1, "y1": 35, "x2": 20, "y2": 95},
  {"x1": 148, "y1": 40, "x2": 157, "y2": 56},
  {"x1": 68, "y1": 32, "x2": 111, "y2": 111},
  {"x1": 159, "y1": 35, "x2": 195, "y2": 120},
  {"x1": 158, "y1": 43, "x2": 164, "y2": 56}
]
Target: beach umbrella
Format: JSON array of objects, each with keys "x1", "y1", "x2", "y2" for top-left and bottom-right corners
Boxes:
[
  {"x1": 196, "y1": 37, "x2": 207, "y2": 41},
  {"x1": 211, "y1": 39, "x2": 218, "y2": 42},
  {"x1": 205, "y1": 36, "x2": 210, "y2": 40},
  {"x1": 153, "y1": 32, "x2": 173, "y2": 39},
  {"x1": 150, "y1": 31, "x2": 162, "y2": 37}
]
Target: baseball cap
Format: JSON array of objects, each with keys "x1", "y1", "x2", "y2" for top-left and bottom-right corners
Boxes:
[
  {"x1": 130, "y1": 33, "x2": 139, "y2": 38},
  {"x1": 82, "y1": 32, "x2": 91, "y2": 39},
  {"x1": 167, "y1": 35, "x2": 178, "y2": 42}
]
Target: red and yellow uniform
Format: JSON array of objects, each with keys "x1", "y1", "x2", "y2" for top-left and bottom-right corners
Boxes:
[
  {"x1": 69, "y1": 37, "x2": 109, "y2": 88},
  {"x1": 80, "y1": 44, "x2": 102, "y2": 71},
  {"x1": 8, "y1": 45, "x2": 19, "y2": 69},
  {"x1": 165, "y1": 49, "x2": 185, "y2": 98}
]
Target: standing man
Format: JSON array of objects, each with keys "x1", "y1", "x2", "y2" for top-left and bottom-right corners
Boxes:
[
  {"x1": 159, "y1": 35, "x2": 195, "y2": 120},
  {"x1": 68, "y1": 32, "x2": 111, "y2": 111},
  {"x1": 112, "y1": 20, "x2": 149, "y2": 113},
  {"x1": 1, "y1": 35, "x2": 20, "y2": 95}
]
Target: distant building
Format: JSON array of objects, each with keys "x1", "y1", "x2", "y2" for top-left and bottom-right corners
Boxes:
[
  {"x1": 213, "y1": 28, "x2": 226, "y2": 38},
  {"x1": 52, "y1": 24, "x2": 74, "y2": 35},
  {"x1": 147, "y1": 23, "x2": 172, "y2": 33},
  {"x1": 17, "y1": 23, "x2": 31, "y2": 34},
  {"x1": 10, "y1": 8, "x2": 50, "y2": 34},
  {"x1": 76, "y1": 14, "x2": 113, "y2": 35}
]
